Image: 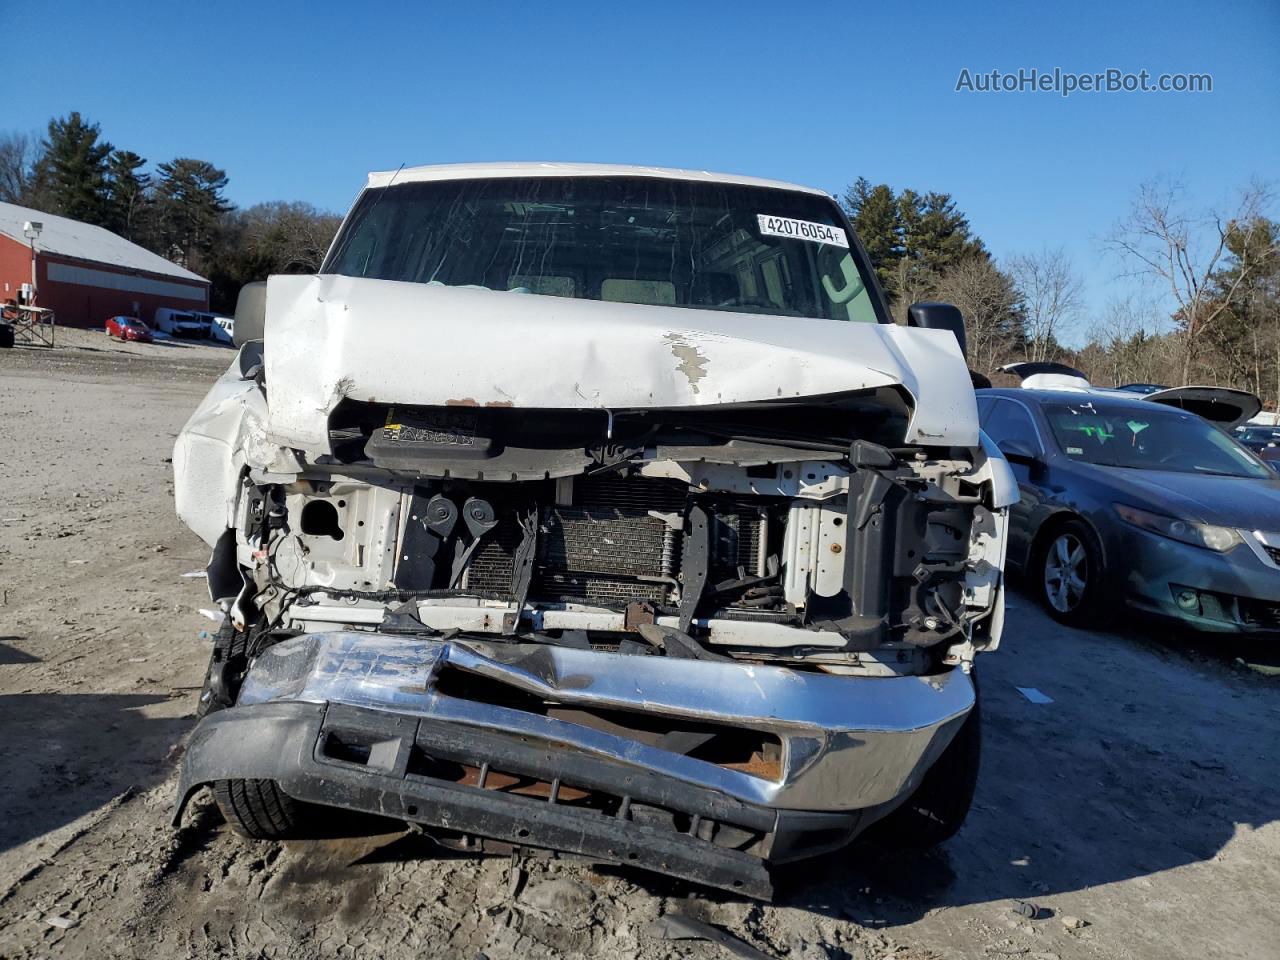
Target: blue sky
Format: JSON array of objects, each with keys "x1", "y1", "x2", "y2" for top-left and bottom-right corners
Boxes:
[{"x1": 4, "y1": 0, "x2": 1277, "y2": 342}]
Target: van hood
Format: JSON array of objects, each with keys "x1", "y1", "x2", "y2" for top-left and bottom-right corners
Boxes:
[{"x1": 261, "y1": 274, "x2": 978, "y2": 452}]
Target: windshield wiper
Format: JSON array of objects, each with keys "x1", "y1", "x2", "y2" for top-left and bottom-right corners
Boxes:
[
  {"x1": 1188, "y1": 467, "x2": 1257, "y2": 477},
  {"x1": 1108, "y1": 462, "x2": 1258, "y2": 478}
]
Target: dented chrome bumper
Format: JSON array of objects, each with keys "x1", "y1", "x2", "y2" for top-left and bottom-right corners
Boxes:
[
  {"x1": 175, "y1": 633, "x2": 972, "y2": 895},
  {"x1": 185, "y1": 631, "x2": 972, "y2": 804}
]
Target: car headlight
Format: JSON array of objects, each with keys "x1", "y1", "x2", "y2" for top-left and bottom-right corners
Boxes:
[{"x1": 1114, "y1": 503, "x2": 1242, "y2": 552}]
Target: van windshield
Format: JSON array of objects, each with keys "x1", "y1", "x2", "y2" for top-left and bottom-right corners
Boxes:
[{"x1": 323, "y1": 176, "x2": 881, "y2": 323}]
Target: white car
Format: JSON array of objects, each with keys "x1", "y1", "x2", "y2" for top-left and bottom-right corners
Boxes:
[{"x1": 170, "y1": 163, "x2": 1015, "y2": 897}]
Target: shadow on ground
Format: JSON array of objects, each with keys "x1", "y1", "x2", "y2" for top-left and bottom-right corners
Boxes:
[
  {"x1": 0, "y1": 692, "x2": 190, "y2": 852},
  {"x1": 0, "y1": 639, "x2": 40, "y2": 665},
  {"x1": 787, "y1": 596, "x2": 1278, "y2": 924}
]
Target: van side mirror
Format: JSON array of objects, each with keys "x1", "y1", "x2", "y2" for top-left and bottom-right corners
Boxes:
[
  {"x1": 907, "y1": 301, "x2": 967, "y2": 358},
  {"x1": 232, "y1": 281, "x2": 267, "y2": 347}
]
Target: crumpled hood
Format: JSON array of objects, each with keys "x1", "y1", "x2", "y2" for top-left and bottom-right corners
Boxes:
[
  {"x1": 262, "y1": 274, "x2": 978, "y2": 452},
  {"x1": 1104, "y1": 466, "x2": 1280, "y2": 530}
]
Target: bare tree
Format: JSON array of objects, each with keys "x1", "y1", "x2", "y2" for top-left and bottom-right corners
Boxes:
[
  {"x1": 886, "y1": 258, "x2": 940, "y2": 324},
  {"x1": 932, "y1": 257, "x2": 1024, "y2": 375},
  {"x1": 0, "y1": 131, "x2": 42, "y2": 204},
  {"x1": 1106, "y1": 178, "x2": 1274, "y2": 383},
  {"x1": 244, "y1": 201, "x2": 342, "y2": 272},
  {"x1": 1081, "y1": 295, "x2": 1171, "y2": 387},
  {"x1": 1008, "y1": 247, "x2": 1082, "y2": 363}
]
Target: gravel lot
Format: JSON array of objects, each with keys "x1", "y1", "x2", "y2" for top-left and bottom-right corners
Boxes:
[{"x1": 1, "y1": 336, "x2": 1277, "y2": 960}]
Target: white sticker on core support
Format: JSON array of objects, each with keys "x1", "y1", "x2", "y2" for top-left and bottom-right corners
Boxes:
[{"x1": 757, "y1": 214, "x2": 849, "y2": 247}]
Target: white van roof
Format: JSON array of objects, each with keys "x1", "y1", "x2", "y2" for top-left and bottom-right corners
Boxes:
[{"x1": 365, "y1": 162, "x2": 829, "y2": 197}]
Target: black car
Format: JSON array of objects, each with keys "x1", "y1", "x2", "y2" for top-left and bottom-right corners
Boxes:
[{"x1": 978, "y1": 387, "x2": 1280, "y2": 633}]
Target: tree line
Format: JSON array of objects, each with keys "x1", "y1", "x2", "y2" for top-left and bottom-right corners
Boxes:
[
  {"x1": 3, "y1": 112, "x2": 1276, "y2": 407},
  {"x1": 840, "y1": 176, "x2": 1278, "y2": 407},
  {"x1": 0, "y1": 112, "x2": 341, "y2": 312}
]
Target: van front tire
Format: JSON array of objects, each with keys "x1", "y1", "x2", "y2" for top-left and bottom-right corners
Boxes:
[
  {"x1": 862, "y1": 675, "x2": 981, "y2": 850},
  {"x1": 212, "y1": 778, "x2": 314, "y2": 840}
]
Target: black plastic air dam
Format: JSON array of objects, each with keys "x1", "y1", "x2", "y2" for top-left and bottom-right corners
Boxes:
[{"x1": 173, "y1": 701, "x2": 867, "y2": 899}]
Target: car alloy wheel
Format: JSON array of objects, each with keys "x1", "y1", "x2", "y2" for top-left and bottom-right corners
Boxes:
[{"x1": 1043, "y1": 532, "x2": 1088, "y2": 613}]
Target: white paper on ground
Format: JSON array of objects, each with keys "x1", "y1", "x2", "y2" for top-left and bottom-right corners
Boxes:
[{"x1": 1016, "y1": 686, "x2": 1054, "y2": 704}]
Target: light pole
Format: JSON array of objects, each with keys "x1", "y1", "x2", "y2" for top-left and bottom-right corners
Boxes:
[{"x1": 22, "y1": 220, "x2": 42, "y2": 305}]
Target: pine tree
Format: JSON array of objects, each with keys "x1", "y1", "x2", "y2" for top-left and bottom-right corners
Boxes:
[
  {"x1": 1202, "y1": 217, "x2": 1280, "y2": 402},
  {"x1": 841, "y1": 177, "x2": 902, "y2": 295},
  {"x1": 840, "y1": 179, "x2": 986, "y2": 304},
  {"x1": 105, "y1": 150, "x2": 151, "y2": 241},
  {"x1": 898, "y1": 190, "x2": 987, "y2": 274},
  {"x1": 154, "y1": 158, "x2": 232, "y2": 269},
  {"x1": 31, "y1": 112, "x2": 113, "y2": 224}
]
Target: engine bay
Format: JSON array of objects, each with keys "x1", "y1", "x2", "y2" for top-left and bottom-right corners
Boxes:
[{"x1": 203, "y1": 397, "x2": 1006, "y2": 707}]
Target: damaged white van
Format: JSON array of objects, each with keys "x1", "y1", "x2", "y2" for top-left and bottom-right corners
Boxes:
[{"x1": 172, "y1": 163, "x2": 1015, "y2": 898}]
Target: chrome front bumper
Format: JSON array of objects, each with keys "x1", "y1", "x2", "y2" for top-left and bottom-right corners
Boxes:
[
  {"x1": 175, "y1": 633, "x2": 974, "y2": 896},
  {"x1": 234, "y1": 633, "x2": 973, "y2": 810}
]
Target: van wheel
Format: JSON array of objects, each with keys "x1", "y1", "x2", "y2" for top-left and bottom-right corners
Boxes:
[
  {"x1": 212, "y1": 779, "x2": 314, "y2": 840},
  {"x1": 863, "y1": 676, "x2": 981, "y2": 850},
  {"x1": 1036, "y1": 520, "x2": 1102, "y2": 627}
]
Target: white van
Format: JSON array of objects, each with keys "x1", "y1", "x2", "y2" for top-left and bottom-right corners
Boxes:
[
  {"x1": 171, "y1": 162, "x2": 1015, "y2": 898},
  {"x1": 154, "y1": 307, "x2": 212, "y2": 338},
  {"x1": 204, "y1": 314, "x2": 235, "y2": 344}
]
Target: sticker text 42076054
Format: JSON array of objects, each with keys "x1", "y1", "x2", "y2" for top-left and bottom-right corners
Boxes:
[{"x1": 757, "y1": 214, "x2": 849, "y2": 248}]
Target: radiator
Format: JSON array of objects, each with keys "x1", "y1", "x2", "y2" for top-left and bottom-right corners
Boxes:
[{"x1": 461, "y1": 476, "x2": 764, "y2": 608}]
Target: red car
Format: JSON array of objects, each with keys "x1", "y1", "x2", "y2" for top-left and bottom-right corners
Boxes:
[{"x1": 105, "y1": 316, "x2": 153, "y2": 343}]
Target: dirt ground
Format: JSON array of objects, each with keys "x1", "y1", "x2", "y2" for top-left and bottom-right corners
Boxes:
[{"x1": 1, "y1": 336, "x2": 1277, "y2": 960}]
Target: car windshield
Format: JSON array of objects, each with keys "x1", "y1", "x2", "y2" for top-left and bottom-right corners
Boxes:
[
  {"x1": 1237, "y1": 426, "x2": 1280, "y2": 444},
  {"x1": 1044, "y1": 401, "x2": 1272, "y2": 478},
  {"x1": 323, "y1": 176, "x2": 881, "y2": 323}
]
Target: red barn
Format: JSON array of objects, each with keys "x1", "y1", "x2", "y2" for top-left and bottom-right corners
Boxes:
[{"x1": 0, "y1": 201, "x2": 209, "y2": 329}]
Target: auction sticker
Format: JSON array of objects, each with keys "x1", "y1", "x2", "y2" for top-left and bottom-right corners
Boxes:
[{"x1": 757, "y1": 214, "x2": 849, "y2": 247}]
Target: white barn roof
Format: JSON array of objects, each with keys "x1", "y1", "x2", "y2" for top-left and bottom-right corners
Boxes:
[{"x1": 0, "y1": 201, "x2": 206, "y2": 283}]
